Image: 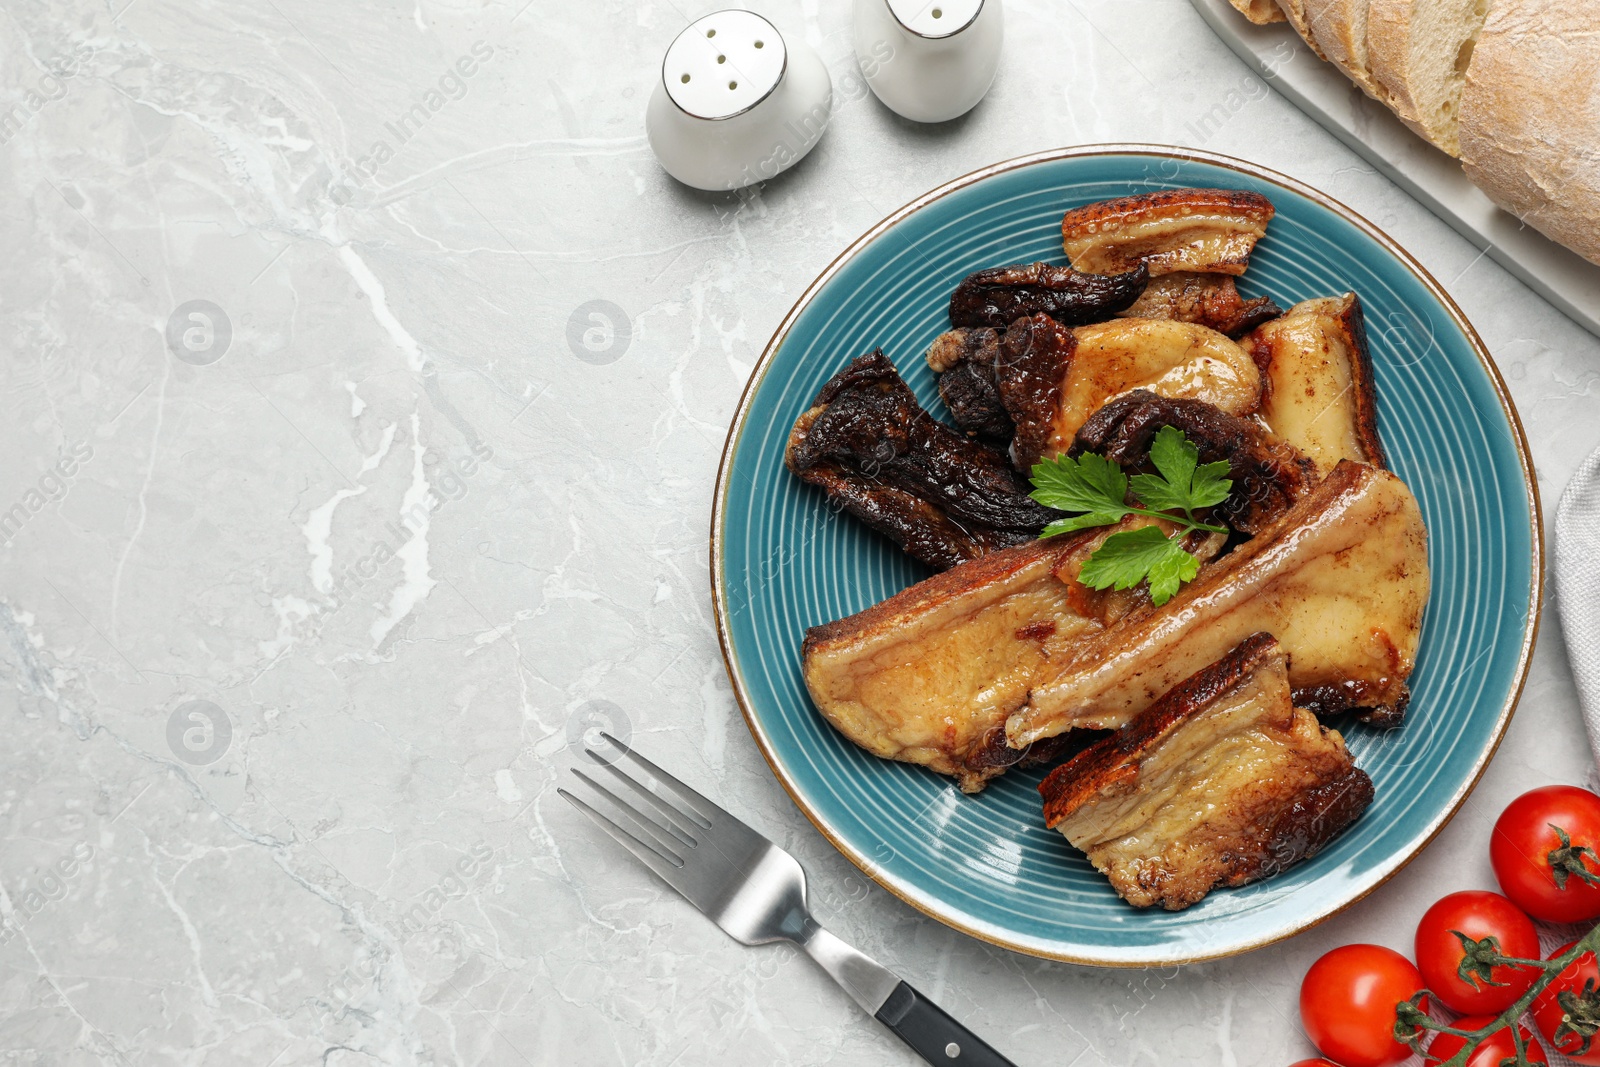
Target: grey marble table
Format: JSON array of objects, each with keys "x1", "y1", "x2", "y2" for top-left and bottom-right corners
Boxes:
[{"x1": 2, "y1": 1, "x2": 1597, "y2": 1064}]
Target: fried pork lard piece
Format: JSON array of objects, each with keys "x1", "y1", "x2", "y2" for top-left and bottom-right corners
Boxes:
[
  {"x1": 1247, "y1": 293, "x2": 1387, "y2": 474},
  {"x1": 924, "y1": 316, "x2": 1265, "y2": 468},
  {"x1": 785, "y1": 350, "x2": 1059, "y2": 571},
  {"x1": 924, "y1": 327, "x2": 1013, "y2": 444},
  {"x1": 1039, "y1": 632, "x2": 1374, "y2": 911},
  {"x1": 1061, "y1": 189, "x2": 1276, "y2": 277},
  {"x1": 802, "y1": 530, "x2": 1100, "y2": 794},
  {"x1": 997, "y1": 314, "x2": 1264, "y2": 469},
  {"x1": 1116, "y1": 271, "x2": 1283, "y2": 338},
  {"x1": 1007, "y1": 460, "x2": 1430, "y2": 743},
  {"x1": 1072, "y1": 390, "x2": 1318, "y2": 536},
  {"x1": 947, "y1": 261, "x2": 1149, "y2": 330},
  {"x1": 801, "y1": 516, "x2": 1221, "y2": 793}
]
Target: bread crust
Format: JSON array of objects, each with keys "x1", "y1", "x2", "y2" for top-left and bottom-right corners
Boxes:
[
  {"x1": 1365, "y1": 0, "x2": 1436, "y2": 143},
  {"x1": 1459, "y1": 1, "x2": 1600, "y2": 266},
  {"x1": 1279, "y1": 0, "x2": 1333, "y2": 59},
  {"x1": 1229, "y1": 0, "x2": 1289, "y2": 22},
  {"x1": 1305, "y1": 0, "x2": 1387, "y2": 99},
  {"x1": 1366, "y1": 0, "x2": 1492, "y2": 156}
]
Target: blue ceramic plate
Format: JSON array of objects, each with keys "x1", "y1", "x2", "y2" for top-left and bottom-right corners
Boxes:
[{"x1": 711, "y1": 147, "x2": 1541, "y2": 965}]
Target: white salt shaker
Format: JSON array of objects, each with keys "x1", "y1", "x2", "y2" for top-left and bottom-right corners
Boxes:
[
  {"x1": 646, "y1": 10, "x2": 833, "y2": 192},
  {"x1": 853, "y1": 0, "x2": 1003, "y2": 123}
]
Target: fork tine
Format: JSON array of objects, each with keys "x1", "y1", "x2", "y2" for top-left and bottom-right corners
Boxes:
[
  {"x1": 590, "y1": 733, "x2": 778, "y2": 877},
  {"x1": 567, "y1": 769, "x2": 696, "y2": 860},
  {"x1": 558, "y1": 786, "x2": 689, "y2": 893},
  {"x1": 565, "y1": 741, "x2": 816, "y2": 948},
  {"x1": 593, "y1": 732, "x2": 722, "y2": 828},
  {"x1": 584, "y1": 760, "x2": 701, "y2": 848}
]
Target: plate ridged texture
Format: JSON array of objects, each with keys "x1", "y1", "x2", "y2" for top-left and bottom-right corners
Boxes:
[{"x1": 713, "y1": 150, "x2": 1538, "y2": 965}]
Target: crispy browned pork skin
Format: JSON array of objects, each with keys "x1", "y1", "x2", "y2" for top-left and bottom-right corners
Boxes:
[
  {"x1": 1117, "y1": 271, "x2": 1283, "y2": 338},
  {"x1": 992, "y1": 314, "x2": 1264, "y2": 469},
  {"x1": 801, "y1": 517, "x2": 1210, "y2": 793},
  {"x1": 1006, "y1": 460, "x2": 1430, "y2": 744},
  {"x1": 1040, "y1": 633, "x2": 1373, "y2": 910},
  {"x1": 1061, "y1": 189, "x2": 1276, "y2": 277},
  {"x1": 1247, "y1": 293, "x2": 1387, "y2": 474},
  {"x1": 1072, "y1": 391, "x2": 1318, "y2": 536},
  {"x1": 947, "y1": 262, "x2": 1150, "y2": 329},
  {"x1": 785, "y1": 351, "x2": 1060, "y2": 571}
]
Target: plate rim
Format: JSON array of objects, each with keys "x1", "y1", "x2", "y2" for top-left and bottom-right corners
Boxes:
[{"x1": 708, "y1": 143, "x2": 1544, "y2": 966}]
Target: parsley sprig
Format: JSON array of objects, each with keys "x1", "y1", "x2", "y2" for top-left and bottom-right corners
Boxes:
[{"x1": 1028, "y1": 426, "x2": 1233, "y2": 606}]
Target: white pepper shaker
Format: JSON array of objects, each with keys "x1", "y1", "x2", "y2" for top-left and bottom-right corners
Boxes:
[
  {"x1": 646, "y1": 10, "x2": 833, "y2": 192},
  {"x1": 853, "y1": 0, "x2": 1003, "y2": 123}
]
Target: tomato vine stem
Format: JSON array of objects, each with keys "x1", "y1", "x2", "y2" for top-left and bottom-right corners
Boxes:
[
  {"x1": 1396, "y1": 921, "x2": 1600, "y2": 1067},
  {"x1": 1547, "y1": 824, "x2": 1600, "y2": 890}
]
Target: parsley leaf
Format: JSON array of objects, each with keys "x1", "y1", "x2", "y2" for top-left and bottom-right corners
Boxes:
[
  {"x1": 1040, "y1": 511, "x2": 1130, "y2": 538},
  {"x1": 1077, "y1": 526, "x2": 1202, "y2": 605},
  {"x1": 1129, "y1": 426, "x2": 1234, "y2": 519},
  {"x1": 1029, "y1": 452, "x2": 1128, "y2": 517},
  {"x1": 1188, "y1": 459, "x2": 1234, "y2": 512},
  {"x1": 1031, "y1": 452, "x2": 1136, "y2": 537},
  {"x1": 1028, "y1": 427, "x2": 1235, "y2": 605}
]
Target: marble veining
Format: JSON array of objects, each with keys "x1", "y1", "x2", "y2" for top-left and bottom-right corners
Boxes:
[{"x1": 2, "y1": 0, "x2": 1597, "y2": 1064}]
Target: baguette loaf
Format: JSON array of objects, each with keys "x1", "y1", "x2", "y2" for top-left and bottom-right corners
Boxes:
[
  {"x1": 1224, "y1": 0, "x2": 1600, "y2": 268},
  {"x1": 1229, "y1": 0, "x2": 1288, "y2": 23},
  {"x1": 1459, "y1": 1, "x2": 1600, "y2": 266},
  {"x1": 1365, "y1": 0, "x2": 1490, "y2": 156}
]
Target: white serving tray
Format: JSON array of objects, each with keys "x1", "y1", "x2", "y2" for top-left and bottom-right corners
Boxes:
[{"x1": 1189, "y1": 0, "x2": 1600, "y2": 341}]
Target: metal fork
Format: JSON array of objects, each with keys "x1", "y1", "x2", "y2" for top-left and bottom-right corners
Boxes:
[{"x1": 559, "y1": 734, "x2": 1018, "y2": 1067}]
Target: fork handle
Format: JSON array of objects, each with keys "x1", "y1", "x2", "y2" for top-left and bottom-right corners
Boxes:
[
  {"x1": 799, "y1": 923, "x2": 1016, "y2": 1066},
  {"x1": 875, "y1": 980, "x2": 1019, "y2": 1067}
]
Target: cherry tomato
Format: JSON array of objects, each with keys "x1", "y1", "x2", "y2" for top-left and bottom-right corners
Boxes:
[
  {"x1": 1492, "y1": 786, "x2": 1600, "y2": 923},
  {"x1": 1532, "y1": 941, "x2": 1600, "y2": 1065},
  {"x1": 1287, "y1": 1061, "x2": 1343, "y2": 1067},
  {"x1": 1300, "y1": 944, "x2": 1426, "y2": 1067},
  {"x1": 1424, "y1": 1015, "x2": 1547, "y2": 1067},
  {"x1": 1414, "y1": 891, "x2": 1540, "y2": 1014}
]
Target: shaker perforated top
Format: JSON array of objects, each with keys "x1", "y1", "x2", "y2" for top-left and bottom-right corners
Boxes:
[
  {"x1": 884, "y1": 0, "x2": 985, "y2": 38},
  {"x1": 662, "y1": 11, "x2": 788, "y2": 120}
]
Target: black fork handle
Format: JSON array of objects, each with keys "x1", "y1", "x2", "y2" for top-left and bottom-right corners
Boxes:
[{"x1": 875, "y1": 981, "x2": 1019, "y2": 1067}]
